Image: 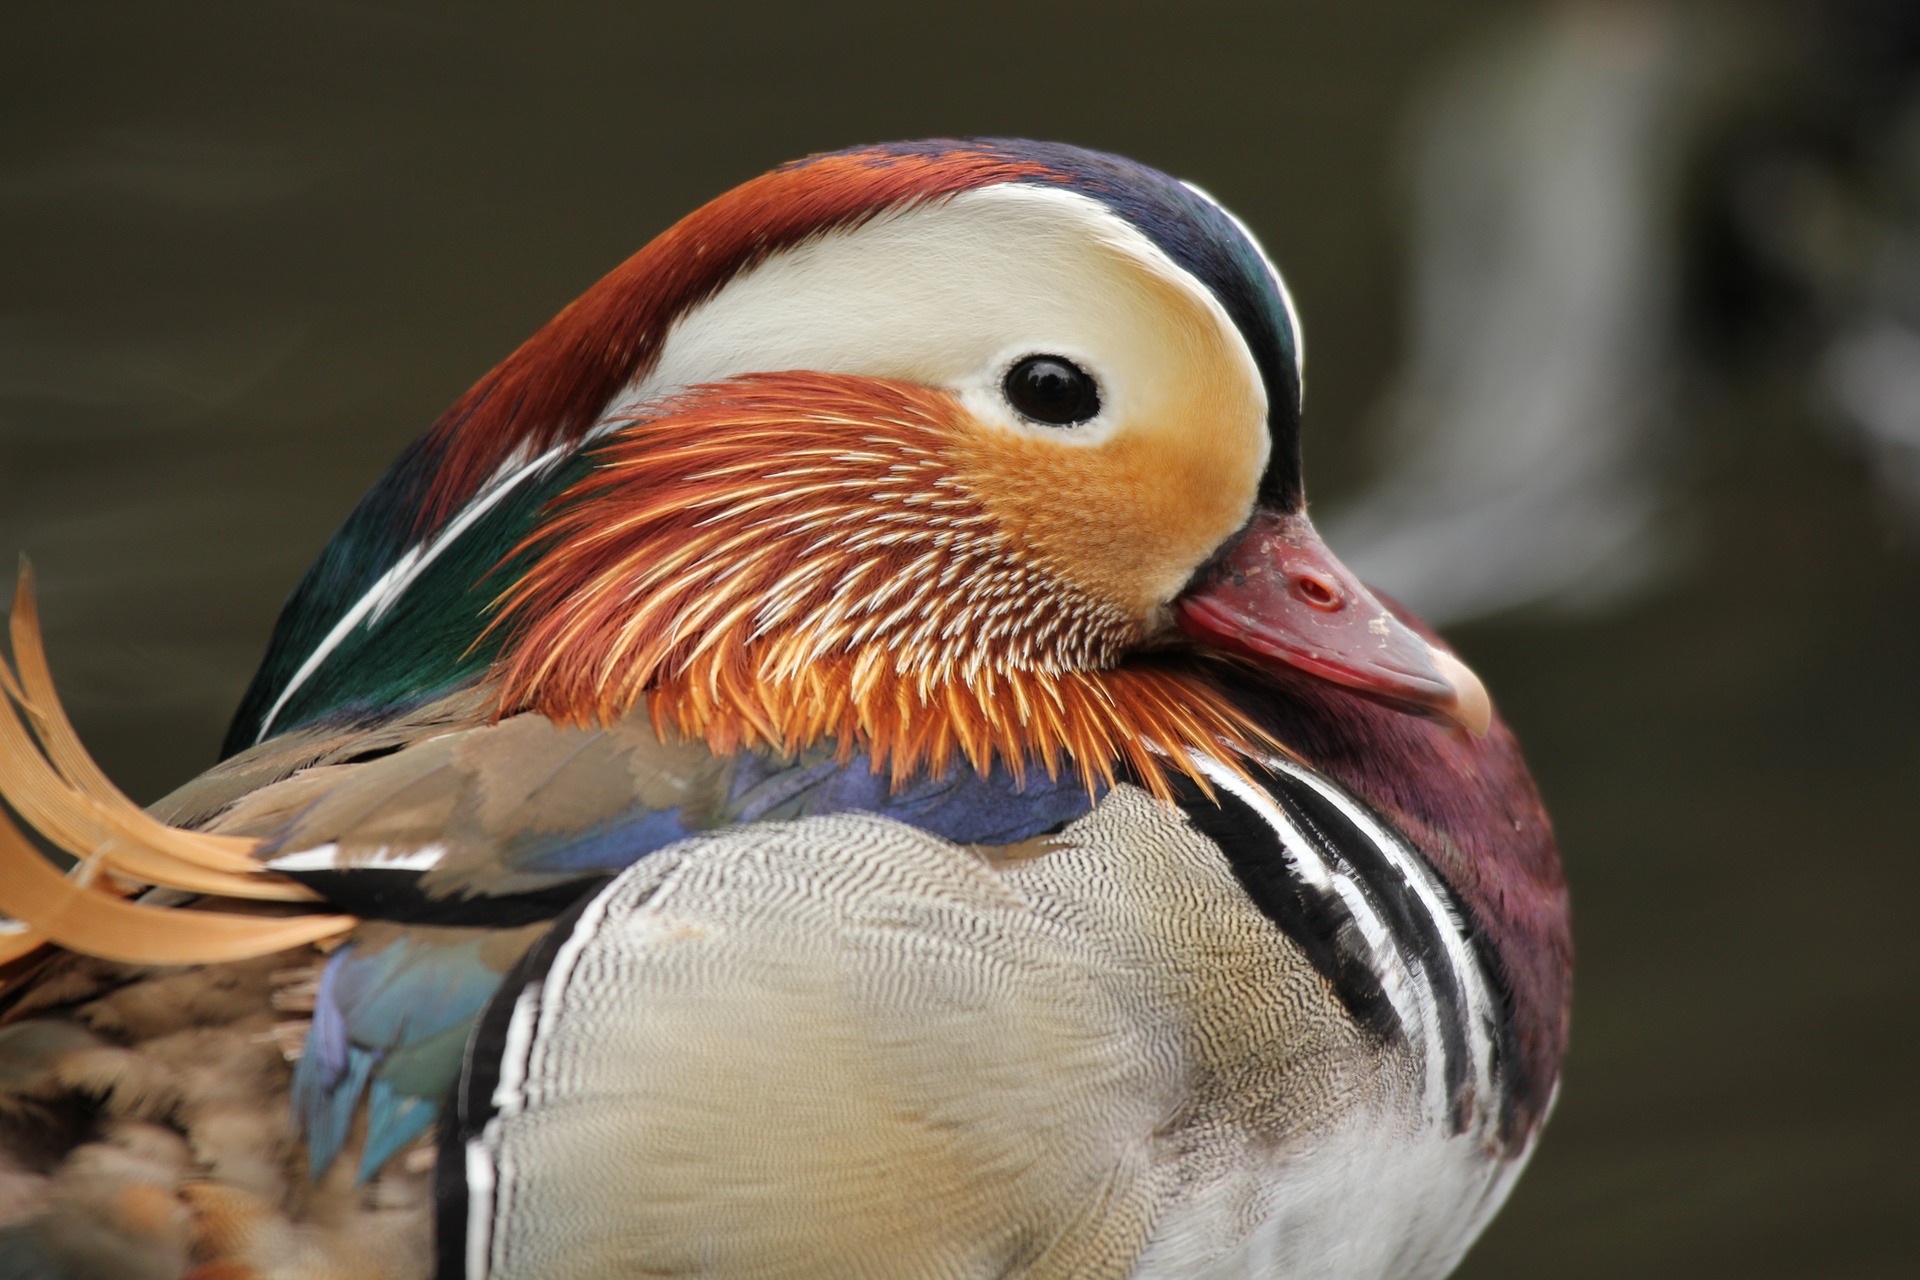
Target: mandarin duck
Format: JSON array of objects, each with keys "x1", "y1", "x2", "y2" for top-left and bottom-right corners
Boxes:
[{"x1": 0, "y1": 139, "x2": 1571, "y2": 1280}]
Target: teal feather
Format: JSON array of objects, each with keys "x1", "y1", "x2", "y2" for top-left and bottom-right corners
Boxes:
[
  {"x1": 302, "y1": 1044, "x2": 372, "y2": 1179},
  {"x1": 226, "y1": 449, "x2": 591, "y2": 753},
  {"x1": 359, "y1": 1079, "x2": 437, "y2": 1182},
  {"x1": 294, "y1": 930, "x2": 520, "y2": 1178}
]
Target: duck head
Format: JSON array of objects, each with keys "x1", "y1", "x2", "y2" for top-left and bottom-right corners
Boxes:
[{"x1": 234, "y1": 140, "x2": 1488, "y2": 793}]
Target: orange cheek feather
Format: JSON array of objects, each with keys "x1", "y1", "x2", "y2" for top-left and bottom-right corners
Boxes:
[
  {"x1": 956, "y1": 414, "x2": 1264, "y2": 621},
  {"x1": 488, "y1": 373, "x2": 1281, "y2": 798}
]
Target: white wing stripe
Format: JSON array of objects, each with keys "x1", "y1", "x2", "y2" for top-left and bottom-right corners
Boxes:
[{"x1": 254, "y1": 443, "x2": 568, "y2": 743}]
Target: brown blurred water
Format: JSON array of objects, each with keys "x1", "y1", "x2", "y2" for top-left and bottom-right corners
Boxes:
[{"x1": 1, "y1": 3, "x2": 1914, "y2": 1276}]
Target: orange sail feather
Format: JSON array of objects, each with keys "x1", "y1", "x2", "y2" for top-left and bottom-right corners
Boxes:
[{"x1": 0, "y1": 563, "x2": 354, "y2": 978}]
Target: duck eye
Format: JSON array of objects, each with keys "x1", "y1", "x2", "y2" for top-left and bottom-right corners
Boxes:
[{"x1": 1003, "y1": 355, "x2": 1101, "y2": 426}]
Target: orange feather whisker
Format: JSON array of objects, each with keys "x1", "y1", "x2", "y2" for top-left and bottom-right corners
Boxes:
[{"x1": 483, "y1": 374, "x2": 1281, "y2": 804}]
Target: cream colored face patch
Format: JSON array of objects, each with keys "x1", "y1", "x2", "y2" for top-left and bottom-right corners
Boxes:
[{"x1": 622, "y1": 182, "x2": 1272, "y2": 631}]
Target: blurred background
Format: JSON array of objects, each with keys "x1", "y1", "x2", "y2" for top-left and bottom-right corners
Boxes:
[{"x1": 1, "y1": 1, "x2": 1914, "y2": 1275}]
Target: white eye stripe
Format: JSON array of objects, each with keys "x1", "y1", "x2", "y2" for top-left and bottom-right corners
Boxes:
[{"x1": 616, "y1": 183, "x2": 1259, "y2": 423}]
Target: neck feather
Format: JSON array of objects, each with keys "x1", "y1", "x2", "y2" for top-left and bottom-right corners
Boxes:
[
  {"x1": 1228, "y1": 662, "x2": 1572, "y2": 1139},
  {"x1": 645, "y1": 654, "x2": 1279, "y2": 799}
]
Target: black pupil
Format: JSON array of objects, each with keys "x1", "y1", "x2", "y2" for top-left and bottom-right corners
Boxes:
[{"x1": 1004, "y1": 355, "x2": 1100, "y2": 426}]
